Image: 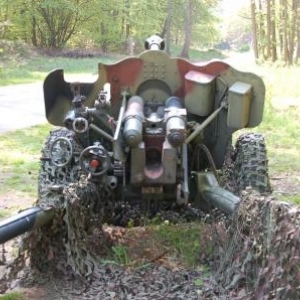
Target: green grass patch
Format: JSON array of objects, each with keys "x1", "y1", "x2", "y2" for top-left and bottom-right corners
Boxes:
[
  {"x1": 0, "y1": 45, "x2": 223, "y2": 86},
  {"x1": 0, "y1": 124, "x2": 52, "y2": 197},
  {"x1": 156, "y1": 222, "x2": 212, "y2": 267},
  {"x1": 229, "y1": 84, "x2": 299, "y2": 204},
  {"x1": 0, "y1": 291, "x2": 22, "y2": 300},
  {"x1": 170, "y1": 44, "x2": 224, "y2": 61},
  {"x1": 251, "y1": 104, "x2": 300, "y2": 174},
  {"x1": 0, "y1": 124, "x2": 52, "y2": 156},
  {"x1": 234, "y1": 97, "x2": 300, "y2": 176},
  {"x1": 111, "y1": 245, "x2": 131, "y2": 266},
  {"x1": 0, "y1": 209, "x2": 11, "y2": 219},
  {"x1": 279, "y1": 195, "x2": 300, "y2": 205},
  {"x1": 0, "y1": 55, "x2": 118, "y2": 86},
  {"x1": 262, "y1": 65, "x2": 300, "y2": 100},
  {"x1": 0, "y1": 205, "x2": 26, "y2": 221}
]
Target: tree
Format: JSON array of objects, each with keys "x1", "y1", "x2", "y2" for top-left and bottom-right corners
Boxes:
[
  {"x1": 251, "y1": 0, "x2": 300, "y2": 64},
  {"x1": 0, "y1": 0, "x2": 99, "y2": 48},
  {"x1": 250, "y1": 0, "x2": 259, "y2": 60},
  {"x1": 0, "y1": 0, "x2": 220, "y2": 54},
  {"x1": 0, "y1": 1, "x2": 10, "y2": 39},
  {"x1": 30, "y1": 0, "x2": 96, "y2": 48},
  {"x1": 181, "y1": 0, "x2": 192, "y2": 58},
  {"x1": 270, "y1": 0, "x2": 277, "y2": 61},
  {"x1": 161, "y1": 0, "x2": 173, "y2": 53}
]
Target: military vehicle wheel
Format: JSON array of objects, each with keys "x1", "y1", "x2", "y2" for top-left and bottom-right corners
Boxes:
[
  {"x1": 233, "y1": 133, "x2": 271, "y2": 194},
  {"x1": 38, "y1": 127, "x2": 83, "y2": 207}
]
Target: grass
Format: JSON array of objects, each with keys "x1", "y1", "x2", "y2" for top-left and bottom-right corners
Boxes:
[
  {"x1": 156, "y1": 222, "x2": 212, "y2": 267},
  {"x1": 262, "y1": 65, "x2": 300, "y2": 99},
  {"x1": 0, "y1": 56, "x2": 116, "y2": 86},
  {"x1": 170, "y1": 44, "x2": 224, "y2": 61},
  {"x1": 247, "y1": 103, "x2": 300, "y2": 175},
  {"x1": 0, "y1": 291, "x2": 22, "y2": 300},
  {"x1": 281, "y1": 195, "x2": 300, "y2": 205},
  {"x1": 111, "y1": 245, "x2": 131, "y2": 266},
  {"x1": 101, "y1": 223, "x2": 212, "y2": 269},
  {"x1": 0, "y1": 43, "x2": 223, "y2": 86},
  {"x1": 230, "y1": 57, "x2": 300, "y2": 176},
  {"x1": 0, "y1": 123, "x2": 52, "y2": 197},
  {"x1": 0, "y1": 209, "x2": 11, "y2": 219}
]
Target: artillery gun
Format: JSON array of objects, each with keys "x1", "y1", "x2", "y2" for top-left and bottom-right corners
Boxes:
[{"x1": 0, "y1": 35, "x2": 270, "y2": 245}]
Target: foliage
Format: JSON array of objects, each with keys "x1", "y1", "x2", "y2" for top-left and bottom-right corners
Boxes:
[
  {"x1": 0, "y1": 0, "x2": 100, "y2": 48},
  {"x1": 0, "y1": 0, "x2": 220, "y2": 52}
]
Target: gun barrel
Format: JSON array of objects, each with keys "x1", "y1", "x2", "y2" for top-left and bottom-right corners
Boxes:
[{"x1": 0, "y1": 207, "x2": 55, "y2": 244}]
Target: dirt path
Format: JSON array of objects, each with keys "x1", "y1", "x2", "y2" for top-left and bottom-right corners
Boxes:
[
  {"x1": 0, "y1": 74, "x2": 96, "y2": 133},
  {"x1": 0, "y1": 82, "x2": 46, "y2": 132}
]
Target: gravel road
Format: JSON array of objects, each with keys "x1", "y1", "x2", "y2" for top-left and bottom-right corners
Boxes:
[
  {"x1": 0, "y1": 82, "x2": 46, "y2": 132},
  {"x1": 0, "y1": 74, "x2": 98, "y2": 133}
]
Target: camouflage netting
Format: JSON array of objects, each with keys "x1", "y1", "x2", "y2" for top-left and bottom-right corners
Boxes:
[
  {"x1": 28, "y1": 174, "x2": 203, "y2": 278},
  {"x1": 30, "y1": 175, "x2": 115, "y2": 277},
  {"x1": 0, "y1": 176, "x2": 211, "y2": 299},
  {"x1": 213, "y1": 188, "x2": 300, "y2": 299},
  {"x1": 2, "y1": 176, "x2": 300, "y2": 299}
]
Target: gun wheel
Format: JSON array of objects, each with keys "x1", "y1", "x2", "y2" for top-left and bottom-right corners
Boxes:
[
  {"x1": 49, "y1": 137, "x2": 73, "y2": 167},
  {"x1": 38, "y1": 127, "x2": 84, "y2": 208},
  {"x1": 233, "y1": 132, "x2": 271, "y2": 194}
]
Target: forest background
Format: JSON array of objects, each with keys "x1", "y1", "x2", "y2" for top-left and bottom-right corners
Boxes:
[{"x1": 1, "y1": 0, "x2": 299, "y2": 64}]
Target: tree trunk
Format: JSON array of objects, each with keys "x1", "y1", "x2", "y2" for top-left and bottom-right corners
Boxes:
[
  {"x1": 257, "y1": 0, "x2": 267, "y2": 59},
  {"x1": 296, "y1": 4, "x2": 300, "y2": 63},
  {"x1": 250, "y1": 0, "x2": 259, "y2": 60},
  {"x1": 289, "y1": 0, "x2": 299, "y2": 64},
  {"x1": 166, "y1": 0, "x2": 173, "y2": 54},
  {"x1": 266, "y1": 0, "x2": 271, "y2": 59},
  {"x1": 181, "y1": 0, "x2": 191, "y2": 58},
  {"x1": 282, "y1": 0, "x2": 289, "y2": 64},
  {"x1": 100, "y1": 22, "x2": 107, "y2": 53},
  {"x1": 161, "y1": 0, "x2": 173, "y2": 54},
  {"x1": 296, "y1": 28, "x2": 300, "y2": 63},
  {"x1": 31, "y1": 16, "x2": 37, "y2": 47},
  {"x1": 270, "y1": 0, "x2": 277, "y2": 61}
]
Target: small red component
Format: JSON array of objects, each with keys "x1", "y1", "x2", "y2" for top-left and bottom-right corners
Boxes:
[{"x1": 90, "y1": 159, "x2": 100, "y2": 168}]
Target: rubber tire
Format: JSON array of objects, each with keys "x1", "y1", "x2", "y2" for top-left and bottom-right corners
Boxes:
[{"x1": 233, "y1": 133, "x2": 271, "y2": 194}]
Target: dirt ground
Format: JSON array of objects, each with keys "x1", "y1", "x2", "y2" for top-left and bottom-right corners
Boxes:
[{"x1": 270, "y1": 172, "x2": 300, "y2": 199}]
